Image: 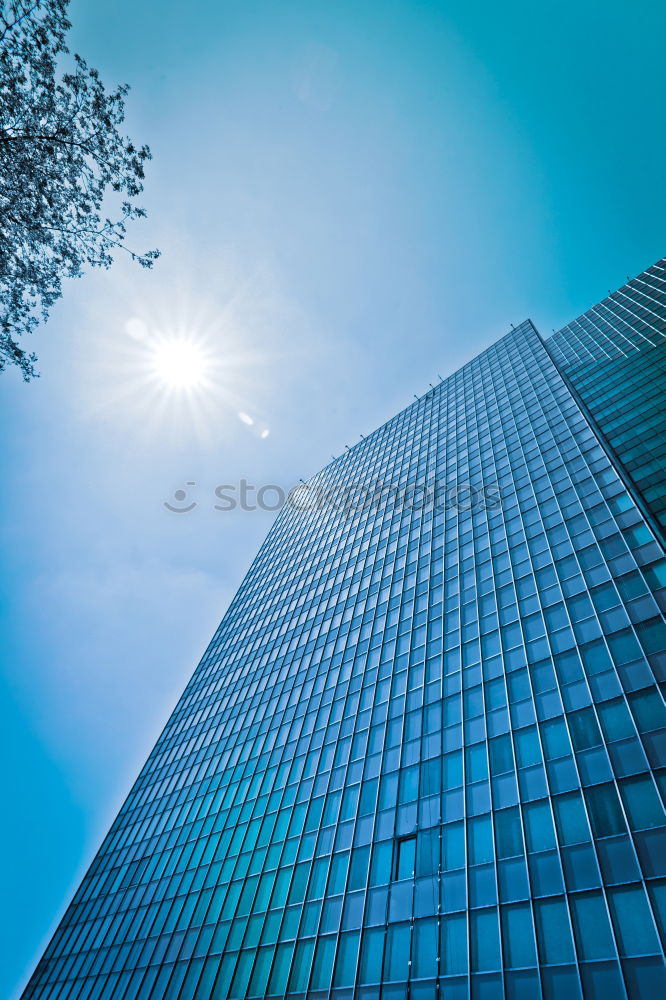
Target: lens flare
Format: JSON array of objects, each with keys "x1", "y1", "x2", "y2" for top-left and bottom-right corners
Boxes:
[{"x1": 152, "y1": 339, "x2": 208, "y2": 388}]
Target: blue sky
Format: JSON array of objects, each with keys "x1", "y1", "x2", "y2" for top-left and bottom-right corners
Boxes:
[{"x1": 2, "y1": 0, "x2": 665, "y2": 995}]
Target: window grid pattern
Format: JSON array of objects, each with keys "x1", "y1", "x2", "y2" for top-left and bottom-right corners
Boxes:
[
  {"x1": 548, "y1": 258, "x2": 666, "y2": 540},
  {"x1": 23, "y1": 319, "x2": 666, "y2": 1000}
]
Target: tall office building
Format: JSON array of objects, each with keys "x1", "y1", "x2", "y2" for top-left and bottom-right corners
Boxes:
[
  {"x1": 548, "y1": 258, "x2": 666, "y2": 547},
  {"x1": 24, "y1": 261, "x2": 666, "y2": 1000}
]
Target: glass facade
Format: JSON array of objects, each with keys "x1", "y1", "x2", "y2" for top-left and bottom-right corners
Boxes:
[
  {"x1": 547, "y1": 258, "x2": 666, "y2": 546},
  {"x1": 22, "y1": 271, "x2": 666, "y2": 999}
]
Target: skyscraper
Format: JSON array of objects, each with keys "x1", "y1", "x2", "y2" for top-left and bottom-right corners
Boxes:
[
  {"x1": 23, "y1": 261, "x2": 666, "y2": 1000},
  {"x1": 547, "y1": 258, "x2": 666, "y2": 548}
]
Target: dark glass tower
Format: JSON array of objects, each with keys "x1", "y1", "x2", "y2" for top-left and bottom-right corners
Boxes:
[
  {"x1": 23, "y1": 266, "x2": 666, "y2": 1000},
  {"x1": 547, "y1": 257, "x2": 666, "y2": 548}
]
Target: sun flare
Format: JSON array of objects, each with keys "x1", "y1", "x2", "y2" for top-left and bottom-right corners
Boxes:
[
  {"x1": 109, "y1": 303, "x2": 273, "y2": 445},
  {"x1": 151, "y1": 338, "x2": 208, "y2": 388}
]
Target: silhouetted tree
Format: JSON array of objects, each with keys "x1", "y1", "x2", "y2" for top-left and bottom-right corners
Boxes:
[{"x1": 0, "y1": 0, "x2": 159, "y2": 379}]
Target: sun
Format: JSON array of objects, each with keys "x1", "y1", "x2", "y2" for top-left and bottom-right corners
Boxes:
[
  {"x1": 151, "y1": 338, "x2": 208, "y2": 388},
  {"x1": 109, "y1": 309, "x2": 272, "y2": 444}
]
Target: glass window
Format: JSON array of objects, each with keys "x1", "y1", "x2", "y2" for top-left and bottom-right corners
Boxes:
[
  {"x1": 541, "y1": 718, "x2": 571, "y2": 759},
  {"x1": 608, "y1": 886, "x2": 661, "y2": 957},
  {"x1": 230, "y1": 951, "x2": 254, "y2": 998},
  {"x1": 535, "y1": 898, "x2": 575, "y2": 964},
  {"x1": 333, "y1": 931, "x2": 360, "y2": 987},
  {"x1": 584, "y1": 784, "x2": 626, "y2": 838},
  {"x1": 466, "y1": 743, "x2": 489, "y2": 781},
  {"x1": 489, "y1": 734, "x2": 514, "y2": 775},
  {"x1": 501, "y1": 903, "x2": 537, "y2": 968},
  {"x1": 524, "y1": 801, "x2": 556, "y2": 853},
  {"x1": 468, "y1": 815, "x2": 494, "y2": 865},
  {"x1": 311, "y1": 935, "x2": 336, "y2": 989},
  {"x1": 413, "y1": 917, "x2": 438, "y2": 979},
  {"x1": 553, "y1": 793, "x2": 591, "y2": 845},
  {"x1": 619, "y1": 776, "x2": 664, "y2": 831},
  {"x1": 568, "y1": 708, "x2": 602, "y2": 750},
  {"x1": 306, "y1": 858, "x2": 328, "y2": 900},
  {"x1": 629, "y1": 688, "x2": 666, "y2": 734},
  {"x1": 399, "y1": 765, "x2": 419, "y2": 803},
  {"x1": 328, "y1": 852, "x2": 349, "y2": 894},
  {"x1": 416, "y1": 828, "x2": 439, "y2": 877},
  {"x1": 348, "y1": 846, "x2": 370, "y2": 891},
  {"x1": 287, "y1": 939, "x2": 314, "y2": 993},
  {"x1": 494, "y1": 807, "x2": 523, "y2": 859},
  {"x1": 570, "y1": 892, "x2": 615, "y2": 960},
  {"x1": 287, "y1": 863, "x2": 309, "y2": 905},
  {"x1": 358, "y1": 927, "x2": 384, "y2": 984},
  {"x1": 395, "y1": 835, "x2": 416, "y2": 880},
  {"x1": 598, "y1": 698, "x2": 634, "y2": 742},
  {"x1": 384, "y1": 922, "x2": 410, "y2": 981},
  {"x1": 441, "y1": 913, "x2": 467, "y2": 975},
  {"x1": 471, "y1": 908, "x2": 501, "y2": 971},
  {"x1": 369, "y1": 841, "x2": 393, "y2": 886},
  {"x1": 359, "y1": 778, "x2": 378, "y2": 815},
  {"x1": 247, "y1": 944, "x2": 274, "y2": 996},
  {"x1": 515, "y1": 728, "x2": 541, "y2": 767}
]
